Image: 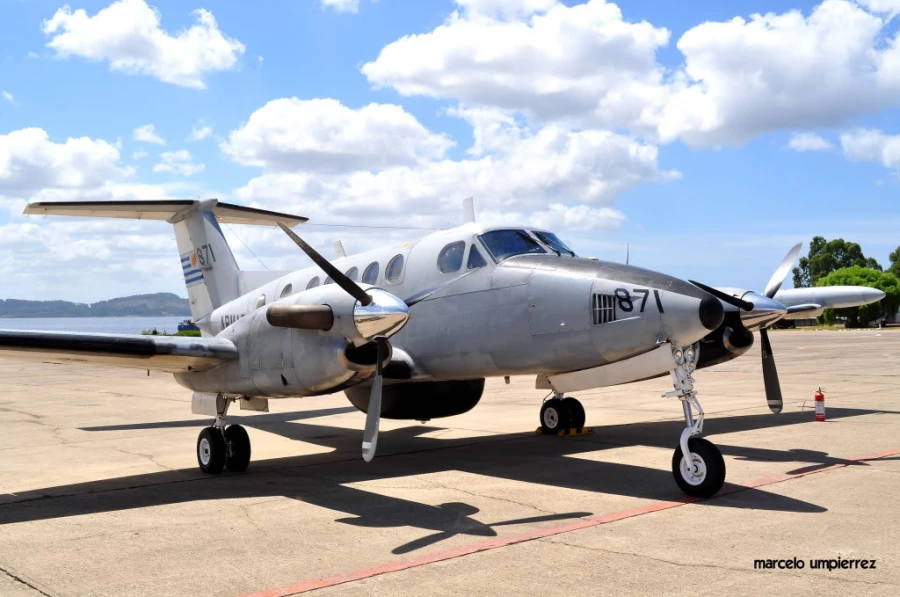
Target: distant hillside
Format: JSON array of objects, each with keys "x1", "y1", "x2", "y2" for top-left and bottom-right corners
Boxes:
[{"x1": 0, "y1": 293, "x2": 191, "y2": 318}]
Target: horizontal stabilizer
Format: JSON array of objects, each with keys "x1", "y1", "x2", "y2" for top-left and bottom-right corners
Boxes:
[
  {"x1": 23, "y1": 199, "x2": 306, "y2": 227},
  {"x1": 0, "y1": 330, "x2": 238, "y2": 373}
]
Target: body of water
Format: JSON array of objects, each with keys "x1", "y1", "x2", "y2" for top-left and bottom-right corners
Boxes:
[{"x1": 0, "y1": 316, "x2": 191, "y2": 335}]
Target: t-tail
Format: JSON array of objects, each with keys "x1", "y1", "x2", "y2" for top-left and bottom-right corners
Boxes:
[{"x1": 23, "y1": 199, "x2": 307, "y2": 322}]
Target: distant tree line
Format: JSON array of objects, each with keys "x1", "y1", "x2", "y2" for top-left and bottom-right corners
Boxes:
[
  {"x1": 0, "y1": 293, "x2": 191, "y2": 318},
  {"x1": 792, "y1": 236, "x2": 900, "y2": 327}
]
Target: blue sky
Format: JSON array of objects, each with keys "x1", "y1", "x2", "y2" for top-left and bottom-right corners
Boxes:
[{"x1": 1, "y1": 0, "x2": 899, "y2": 302}]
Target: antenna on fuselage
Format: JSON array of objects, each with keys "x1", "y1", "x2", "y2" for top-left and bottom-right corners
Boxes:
[
  {"x1": 463, "y1": 197, "x2": 475, "y2": 224},
  {"x1": 334, "y1": 240, "x2": 346, "y2": 258},
  {"x1": 626, "y1": 243, "x2": 630, "y2": 265}
]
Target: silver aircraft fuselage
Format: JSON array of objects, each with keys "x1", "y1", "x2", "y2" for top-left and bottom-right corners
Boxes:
[{"x1": 183, "y1": 223, "x2": 723, "y2": 398}]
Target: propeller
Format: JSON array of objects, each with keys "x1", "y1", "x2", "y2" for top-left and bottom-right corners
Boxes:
[
  {"x1": 690, "y1": 243, "x2": 802, "y2": 414},
  {"x1": 362, "y1": 337, "x2": 387, "y2": 462},
  {"x1": 278, "y1": 223, "x2": 372, "y2": 306},
  {"x1": 688, "y1": 280, "x2": 755, "y2": 311}
]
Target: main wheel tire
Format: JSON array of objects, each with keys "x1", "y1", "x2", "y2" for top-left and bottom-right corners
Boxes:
[
  {"x1": 197, "y1": 427, "x2": 226, "y2": 474},
  {"x1": 540, "y1": 398, "x2": 570, "y2": 434},
  {"x1": 561, "y1": 397, "x2": 586, "y2": 429},
  {"x1": 672, "y1": 437, "x2": 726, "y2": 498},
  {"x1": 225, "y1": 425, "x2": 251, "y2": 472}
]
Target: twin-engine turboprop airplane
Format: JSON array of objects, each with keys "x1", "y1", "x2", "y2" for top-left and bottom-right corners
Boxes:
[{"x1": 1, "y1": 199, "x2": 885, "y2": 499}]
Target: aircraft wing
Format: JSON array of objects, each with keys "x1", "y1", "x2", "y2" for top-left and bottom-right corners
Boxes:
[
  {"x1": 774, "y1": 286, "x2": 886, "y2": 320},
  {"x1": 0, "y1": 330, "x2": 237, "y2": 373}
]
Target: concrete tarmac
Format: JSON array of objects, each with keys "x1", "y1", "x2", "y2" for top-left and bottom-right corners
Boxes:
[{"x1": 0, "y1": 330, "x2": 898, "y2": 596}]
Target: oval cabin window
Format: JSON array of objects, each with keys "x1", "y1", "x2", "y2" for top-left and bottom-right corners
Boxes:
[
  {"x1": 255, "y1": 294, "x2": 266, "y2": 309},
  {"x1": 438, "y1": 241, "x2": 465, "y2": 273},
  {"x1": 362, "y1": 262, "x2": 379, "y2": 284},
  {"x1": 385, "y1": 255, "x2": 404, "y2": 283},
  {"x1": 346, "y1": 267, "x2": 358, "y2": 281},
  {"x1": 307, "y1": 277, "x2": 320, "y2": 289},
  {"x1": 280, "y1": 283, "x2": 293, "y2": 298}
]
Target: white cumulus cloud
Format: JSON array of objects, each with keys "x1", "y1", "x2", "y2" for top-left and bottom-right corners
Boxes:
[
  {"x1": 787, "y1": 132, "x2": 833, "y2": 152},
  {"x1": 840, "y1": 128, "x2": 900, "y2": 169},
  {"x1": 133, "y1": 124, "x2": 165, "y2": 145},
  {"x1": 0, "y1": 128, "x2": 128, "y2": 196},
  {"x1": 221, "y1": 98, "x2": 454, "y2": 173},
  {"x1": 364, "y1": 0, "x2": 900, "y2": 147},
  {"x1": 1, "y1": 91, "x2": 13, "y2": 104},
  {"x1": 322, "y1": 0, "x2": 359, "y2": 14},
  {"x1": 230, "y1": 103, "x2": 676, "y2": 231},
  {"x1": 42, "y1": 0, "x2": 245, "y2": 89},
  {"x1": 188, "y1": 121, "x2": 213, "y2": 141},
  {"x1": 153, "y1": 150, "x2": 205, "y2": 177}
]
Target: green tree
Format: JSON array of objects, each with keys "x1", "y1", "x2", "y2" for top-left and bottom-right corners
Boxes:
[
  {"x1": 792, "y1": 236, "x2": 882, "y2": 287},
  {"x1": 890, "y1": 246, "x2": 900, "y2": 279},
  {"x1": 815, "y1": 266, "x2": 900, "y2": 328}
]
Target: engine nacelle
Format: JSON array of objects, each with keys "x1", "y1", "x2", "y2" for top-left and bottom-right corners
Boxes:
[
  {"x1": 345, "y1": 379, "x2": 485, "y2": 421},
  {"x1": 177, "y1": 285, "x2": 395, "y2": 397},
  {"x1": 697, "y1": 312, "x2": 755, "y2": 370}
]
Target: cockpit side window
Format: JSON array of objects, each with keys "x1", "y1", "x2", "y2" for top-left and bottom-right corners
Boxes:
[
  {"x1": 467, "y1": 245, "x2": 487, "y2": 269},
  {"x1": 438, "y1": 241, "x2": 465, "y2": 273},
  {"x1": 478, "y1": 229, "x2": 547, "y2": 262},
  {"x1": 533, "y1": 231, "x2": 576, "y2": 256}
]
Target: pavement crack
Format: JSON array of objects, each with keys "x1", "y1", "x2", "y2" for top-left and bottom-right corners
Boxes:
[
  {"x1": 112, "y1": 448, "x2": 174, "y2": 472},
  {"x1": 0, "y1": 563, "x2": 55, "y2": 597}
]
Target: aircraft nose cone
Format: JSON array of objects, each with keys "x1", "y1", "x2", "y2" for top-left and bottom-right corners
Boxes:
[
  {"x1": 740, "y1": 293, "x2": 788, "y2": 330},
  {"x1": 866, "y1": 288, "x2": 887, "y2": 302},
  {"x1": 699, "y1": 293, "x2": 725, "y2": 330}
]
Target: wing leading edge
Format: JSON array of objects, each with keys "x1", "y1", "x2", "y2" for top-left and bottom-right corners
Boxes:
[{"x1": 0, "y1": 330, "x2": 237, "y2": 373}]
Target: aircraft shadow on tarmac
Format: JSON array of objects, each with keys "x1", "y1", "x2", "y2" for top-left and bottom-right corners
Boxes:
[{"x1": 0, "y1": 407, "x2": 896, "y2": 555}]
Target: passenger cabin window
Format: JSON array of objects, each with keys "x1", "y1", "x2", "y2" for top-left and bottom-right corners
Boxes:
[
  {"x1": 362, "y1": 262, "x2": 379, "y2": 284},
  {"x1": 533, "y1": 231, "x2": 576, "y2": 256},
  {"x1": 346, "y1": 267, "x2": 358, "y2": 281},
  {"x1": 478, "y1": 229, "x2": 546, "y2": 262},
  {"x1": 307, "y1": 277, "x2": 320, "y2": 289},
  {"x1": 280, "y1": 283, "x2": 293, "y2": 298},
  {"x1": 324, "y1": 276, "x2": 334, "y2": 285},
  {"x1": 385, "y1": 254, "x2": 404, "y2": 283},
  {"x1": 467, "y1": 245, "x2": 487, "y2": 269},
  {"x1": 438, "y1": 241, "x2": 465, "y2": 273},
  {"x1": 255, "y1": 294, "x2": 266, "y2": 309}
]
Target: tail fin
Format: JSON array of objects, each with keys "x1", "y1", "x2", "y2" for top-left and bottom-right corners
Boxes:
[{"x1": 24, "y1": 199, "x2": 307, "y2": 320}]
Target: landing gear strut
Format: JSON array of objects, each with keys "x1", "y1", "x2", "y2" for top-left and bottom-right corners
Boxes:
[
  {"x1": 539, "y1": 394, "x2": 586, "y2": 434},
  {"x1": 196, "y1": 395, "x2": 252, "y2": 474},
  {"x1": 665, "y1": 344, "x2": 725, "y2": 498}
]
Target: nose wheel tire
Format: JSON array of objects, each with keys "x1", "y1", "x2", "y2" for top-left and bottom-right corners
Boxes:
[
  {"x1": 671, "y1": 437, "x2": 726, "y2": 498},
  {"x1": 225, "y1": 424, "x2": 251, "y2": 472},
  {"x1": 197, "y1": 427, "x2": 226, "y2": 474},
  {"x1": 561, "y1": 397, "x2": 586, "y2": 429},
  {"x1": 540, "y1": 398, "x2": 571, "y2": 434}
]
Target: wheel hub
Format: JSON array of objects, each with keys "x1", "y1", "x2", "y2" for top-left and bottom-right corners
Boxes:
[
  {"x1": 680, "y1": 453, "x2": 707, "y2": 486},
  {"x1": 543, "y1": 408, "x2": 559, "y2": 429},
  {"x1": 198, "y1": 437, "x2": 211, "y2": 466}
]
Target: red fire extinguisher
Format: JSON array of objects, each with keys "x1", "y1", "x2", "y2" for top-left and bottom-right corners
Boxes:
[{"x1": 814, "y1": 388, "x2": 826, "y2": 422}]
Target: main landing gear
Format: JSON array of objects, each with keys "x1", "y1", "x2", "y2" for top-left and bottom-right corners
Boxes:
[
  {"x1": 196, "y1": 396, "x2": 251, "y2": 474},
  {"x1": 540, "y1": 394, "x2": 586, "y2": 434},
  {"x1": 665, "y1": 344, "x2": 726, "y2": 498}
]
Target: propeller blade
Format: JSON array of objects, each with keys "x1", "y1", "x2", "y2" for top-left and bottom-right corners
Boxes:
[
  {"x1": 277, "y1": 222, "x2": 372, "y2": 306},
  {"x1": 688, "y1": 280, "x2": 755, "y2": 311},
  {"x1": 763, "y1": 243, "x2": 803, "y2": 299},
  {"x1": 759, "y1": 328, "x2": 783, "y2": 413},
  {"x1": 362, "y1": 337, "x2": 387, "y2": 462},
  {"x1": 403, "y1": 271, "x2": 474, "y2": 307}
]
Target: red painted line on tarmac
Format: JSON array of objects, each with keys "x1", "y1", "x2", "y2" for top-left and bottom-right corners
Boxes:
[{"x1": 237, "y1": 448, "x2": 900, "y2": 597}]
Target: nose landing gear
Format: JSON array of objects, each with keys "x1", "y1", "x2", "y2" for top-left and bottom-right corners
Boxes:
[
  {"x1": 539, "y1": 394, "x2": 586, "y2": 434},
  {"x1": 665, "y1": 344, "x2": 725, "y2": 498}
]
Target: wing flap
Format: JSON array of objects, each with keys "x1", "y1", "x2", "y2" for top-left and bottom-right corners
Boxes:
[{"x1": 0, "y1": 330, "x2": 237, "y2": 373}]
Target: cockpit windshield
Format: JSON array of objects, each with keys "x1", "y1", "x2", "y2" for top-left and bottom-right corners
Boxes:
[
  {"x1": 478, "y1": 229, "x2": 546, "y2": 261},
  {"x1": 533, "y1": 231, "x2": 576, "y2": 256}
]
